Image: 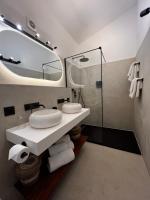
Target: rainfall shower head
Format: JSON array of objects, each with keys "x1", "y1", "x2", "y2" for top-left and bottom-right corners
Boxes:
[
  {"x1": 72, "y1": 55, "x2": 89, "y2": 63},
  {"x1": 80, "y1": 57, "x2": 89, "y2": 62}
]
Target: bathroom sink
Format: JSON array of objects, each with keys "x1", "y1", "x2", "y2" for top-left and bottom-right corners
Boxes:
[
  {"x1": 29, "y1": 109, "x2": 62, "y2": 129},
  {"x1": 62, "y1": 103, "x2": 82, "y2": 114}
]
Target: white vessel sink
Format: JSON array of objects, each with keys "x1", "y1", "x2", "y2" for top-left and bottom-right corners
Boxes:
[
  {"x1": 62, "y1": 103, "x2": 82, "y2": 114},
  {"x1": 29, "y1": 109, "x2": 62, "y2": 129}
]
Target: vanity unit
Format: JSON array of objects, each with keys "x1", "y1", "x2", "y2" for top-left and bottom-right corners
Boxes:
[
  {"x1": 6, "y1": 108, "x2": 90, "y2": 155},
  {"x1": 6, "y1": 108, "x2": 90, "y2": 200}
]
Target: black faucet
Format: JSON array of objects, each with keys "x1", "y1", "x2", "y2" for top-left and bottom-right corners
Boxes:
[{"x1": 24, "y1": 102, "x2": 46, "y2": 113}]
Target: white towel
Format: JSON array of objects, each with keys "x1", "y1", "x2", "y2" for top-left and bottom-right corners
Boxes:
[
  {"x1": 129, "y1": 78, "x2": 137, "y2": 98},
  {"x1": 129, "y1": 78, "x2": 143, "y2": 99},
  {"x1": 128, "y1": 62, "x2": 135, "y2": 81},
  {"x1": 136, "y1": 80, "x2": 143, "y2": 98},
  {"x1": 48, "y1": 148, "x2": 75, "y2": 173},
  {"x1": 128, "y1": 62, "x2": 135, "y2": 79},
  {"x1": 128, "y1": 62, "x2": 140, "y2": 82},
  {"x1": 56, "y1": 134, "x2": 71, "y2": 144},
  {"x1": 49, "y1": 141, "x2": 74, "y2": 156},
  {"x1": 134, "y1": 64, "x2": 140, "y2": 79}
]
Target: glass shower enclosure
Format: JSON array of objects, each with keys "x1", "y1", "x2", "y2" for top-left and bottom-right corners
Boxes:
[{"x1": 64, "y1": 47, "x2": 106, "y2": 128}]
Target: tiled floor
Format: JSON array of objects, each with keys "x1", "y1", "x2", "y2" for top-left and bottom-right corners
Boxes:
[
  {"x1": 52, "y1": 142, "x2": 150, "y2": 200},
  {"x1": 83, "y1": 125, "x2": 141, "y2": 154}
]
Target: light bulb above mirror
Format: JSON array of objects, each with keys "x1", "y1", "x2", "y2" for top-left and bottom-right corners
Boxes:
[
  {"x1": 16, "y1": 24, "x2": 22, "y2": 31},
  {"x1": 0, "y1": 15, "x2": 4, "y2": 22},
  {"x1": 35, "y1": 33, "x2": 40, "y2": 39}
]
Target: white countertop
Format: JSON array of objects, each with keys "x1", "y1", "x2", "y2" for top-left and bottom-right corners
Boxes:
[{"x1": 6, "y1": 108, "x2": 90, "y2": 155}]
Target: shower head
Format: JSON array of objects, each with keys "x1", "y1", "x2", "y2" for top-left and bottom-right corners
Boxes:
[
  {"x1": 80, "y1": 57, "x2": 89, "y2": 62},
  {"x1": 72, "y1": 55, "x2": 89, "y2": 63}
]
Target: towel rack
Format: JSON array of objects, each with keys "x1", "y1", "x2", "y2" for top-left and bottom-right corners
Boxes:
[
  {"x1": 134, "y1": 62, "x2": 140, "y2": 65},
  {"x1": 138, "y1": 78, "x2": 144, "y2": 81}
]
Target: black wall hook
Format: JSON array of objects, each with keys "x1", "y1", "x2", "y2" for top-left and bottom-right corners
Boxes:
[
  {"x1": 134, "y1": 62, "x2": 140, "y2": 65},
  {"x1": 140, "y1": 7, "x2": 150, "y2": 17},
  {"x1": 0, "y1": 56, "x2": 21, "y2": 64}
]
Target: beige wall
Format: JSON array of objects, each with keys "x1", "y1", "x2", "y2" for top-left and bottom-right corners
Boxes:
[
  {"x1": 0, "y1": 85, "x2": 71, "y2": 199},
  {"x1": 70, "y1": 58, "x2": 134, "y2": 130},
  {"x1": 103, "y1": 58, "x2": 135, "y2": 130},
  {"x1": 134, "y1": 27, "x2": 150, "y2": 174}
]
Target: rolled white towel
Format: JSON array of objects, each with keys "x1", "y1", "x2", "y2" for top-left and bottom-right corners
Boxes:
[
  {"x1": 56, "y1": 134, "x2": 71, "y2": 144},
  {"x1": 49, "y1": 141, "x2": 74, "y2": 156},
  {"x1": 48, "y1": 148, "x2": 75, "y2": 173}
]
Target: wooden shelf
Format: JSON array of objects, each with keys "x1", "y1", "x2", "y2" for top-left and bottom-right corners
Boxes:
[{"x1": 15, "y1": 135, "x2": 87, "y2": 200}]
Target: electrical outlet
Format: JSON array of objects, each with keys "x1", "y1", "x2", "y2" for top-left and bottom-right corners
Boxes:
[{"x1": 4, "y1": 106, "x2": 15, "y2": 116}]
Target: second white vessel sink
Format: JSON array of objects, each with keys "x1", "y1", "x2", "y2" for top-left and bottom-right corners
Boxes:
[
  {"x1": 29, "y1": 109, "x2": 62, "y2": 129},
  {"x1": 62, "y1": 103, "x2": 82, "y2": 114}
]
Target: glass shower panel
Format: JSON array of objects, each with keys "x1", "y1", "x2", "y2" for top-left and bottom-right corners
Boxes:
[{"x1": 66, "y1": 48, "x2": 103, "y2": 127}]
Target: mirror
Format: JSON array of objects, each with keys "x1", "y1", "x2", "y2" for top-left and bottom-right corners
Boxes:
[{"x1": 0, "y1": 29, "x2": 63, "y2": 81}]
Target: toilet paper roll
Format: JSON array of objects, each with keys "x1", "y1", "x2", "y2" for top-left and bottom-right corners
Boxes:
[{"x1": 8, "y1": 144, "x2": 30, "y2": 163}]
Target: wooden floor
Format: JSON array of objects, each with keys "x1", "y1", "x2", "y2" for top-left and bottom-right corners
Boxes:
[{"x1": 15, "y1": 135, "x2": 87, "y2": 200}]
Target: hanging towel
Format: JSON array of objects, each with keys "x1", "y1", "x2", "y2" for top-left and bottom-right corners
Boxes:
[
  {"x1": 136, "y1": 80, "x2": 143, "y2": 98},
  {"x1": 129, "y1": 78, "x2": 143, "y2": 99},
  {"x1": 128, "y1": 62, "x2": 135, "y2": 81},
  {"x1": 48, "y1": 148, "x2": 75, "y2": 173},
  {"x1": 129, "y1": 78, "x2": 138, "y2": 98},
  {"x1": 49, "y1": 141, "x2": 74, "y2": 156},
  {"x1": 56, "y1": 134, "x2": 71, "y2": 144},
  {"x1": 128, "y1": 62, "x2": 140, "y2": 82},
  {"x1": 134, "y1": 64, "x2": 140, "y2": 79}
]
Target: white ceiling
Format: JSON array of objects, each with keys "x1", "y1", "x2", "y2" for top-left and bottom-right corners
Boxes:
[
  {"x1": 0, "y1": 0, "x2": 137, "y2": 44},
  {"x1": 49, "y1": 0, "x2": 137, "y2": 43}
]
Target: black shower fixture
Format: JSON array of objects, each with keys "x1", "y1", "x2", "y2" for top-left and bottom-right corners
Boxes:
[
  {"x1": 80, "y1": 56, "x2": 89, "y2": 62},
  {"x1": 72, "y1": 55, "x2": 89, "y2": 62},
  {"x1": 140, "y1": 7, "x2": 150, "y2": 17}
]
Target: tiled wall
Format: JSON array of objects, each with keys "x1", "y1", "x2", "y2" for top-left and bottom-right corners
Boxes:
[
  {"x1": 103, "y1": 58, "x2": 134, "y2": 130},
  {"x1": 70, "y1": 58, "x2": 134, "y2": 130},
  {"x1": 0, "y1": 85, "x2": 71, "y2": 199},
  {"x1": 134, "y1": 27, "x2": 150, "y2": 174}
]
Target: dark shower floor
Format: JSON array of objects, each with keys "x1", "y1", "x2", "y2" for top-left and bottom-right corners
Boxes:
[{"x1": 82, "y1": 125, "x2": 141, "y2": 154}]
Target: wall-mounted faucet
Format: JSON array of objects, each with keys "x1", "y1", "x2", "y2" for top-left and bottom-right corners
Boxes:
[{"x1": 24, "y1": 102, "x2": 46, "y2": 112}]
